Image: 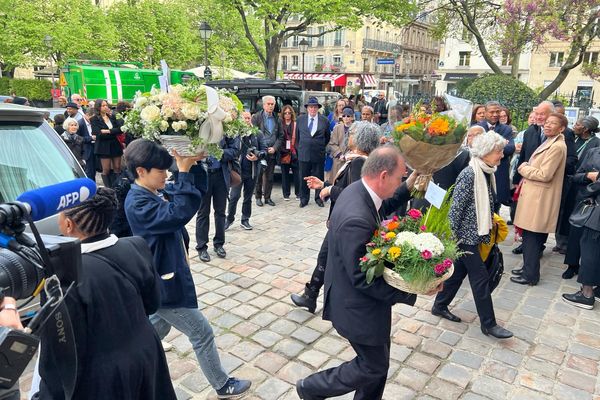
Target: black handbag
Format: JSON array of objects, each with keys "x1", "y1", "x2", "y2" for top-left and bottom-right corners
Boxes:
[
  {"x1": 485, "y1": 243, "x2": 504, "y2": 293},
  {"x1": 569, "y1": 198, "x2": 597, "y2": 228}
]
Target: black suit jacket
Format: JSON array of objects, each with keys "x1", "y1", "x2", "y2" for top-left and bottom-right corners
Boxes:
[
  {"x1": 323, "y1": 180, "x2": 416, "y2": 346},
  {"x1": 250, "y1": 110, "x2": 283, "y2": 153},
  {"x1": 296, "y1": 114, "x2": 330, "y2": 163},
  {"x1": 477, "y1": 121, "x2": 515, "y2": 203}
]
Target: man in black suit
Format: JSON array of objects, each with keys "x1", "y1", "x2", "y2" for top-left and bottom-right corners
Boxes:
[
  {"x1": 296, "y1": 146, "x2": 438, "y2": 400},
  {"x1": 251, "y1": 95, "x2": 282, "y2": 207},
  {"x1": 476, "y1": 101, "x2": 515, "y2": 211},
  {"x1": 297, "y1": 97, "x2": 330, "y2": 207}
]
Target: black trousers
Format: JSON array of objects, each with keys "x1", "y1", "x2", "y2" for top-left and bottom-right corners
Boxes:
[
  {"x1": 302, "y1": 339, "x2": 389, "y2": 400},
  {"x1": 228, "y1": 174, "x2": 256, "y2": 223},
  {"x1": 195, "y1": 169, "x2": 227, "y2": 251},
  {"x1": 300, "y1": 160, "x2": 324, "y2": 203},
  {"x1": 84, "y1": 146, "x2": 96, "y2": 179},
  {"x1": 281, "y1": 161, "x2": 300, "y2": 198},
  {"x1": 307, "y1": 231, "x2": 329, "y2": 293},
  {"x1": 564, "y1": 225, "x2": 583, "y2": 267},
  {"x1": 578, "y1": 227, "x2": 600, "y2": 286},
  {"x1": 521, "y1": 230, "x2": 548, "y2": 283},
  {"x1": 434, "y1": 244, "x2": 496, "y2": 329},
  {"x1": 255, "y1": 157, "x2": 276, "y2": 200}
]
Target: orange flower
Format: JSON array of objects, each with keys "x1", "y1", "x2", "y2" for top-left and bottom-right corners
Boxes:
[
  {"x1": 428, "y1": 118, "x2": 450, "y2": 136},
  {"x1": 396, "y1": 121, "x2": 416, "y2": 132},
  {"x1": 387, "y1": 221, "x2": 399, "y2": 231}
]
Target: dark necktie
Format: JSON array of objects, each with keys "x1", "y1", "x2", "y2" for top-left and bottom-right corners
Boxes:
[
  {"x1": 540, "y1": 128, "x2": 546, "y2": 144},
  {"x1": 308, "y1": 117, "x2": 314, "y2": 133}
]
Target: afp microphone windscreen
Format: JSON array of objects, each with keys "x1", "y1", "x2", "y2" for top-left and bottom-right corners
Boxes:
[{"x1": 16, "y1": 178, "x2": 97, "y2": 221}]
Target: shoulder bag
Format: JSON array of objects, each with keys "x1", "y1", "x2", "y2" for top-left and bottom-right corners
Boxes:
[{"x1": 569, "y1": 197, "x2": 597, "y2": 228}]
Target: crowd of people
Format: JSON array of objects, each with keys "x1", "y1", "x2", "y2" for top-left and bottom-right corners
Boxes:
[{"x1": 4, "y1": 90, "x2": 600, "y2": 400}]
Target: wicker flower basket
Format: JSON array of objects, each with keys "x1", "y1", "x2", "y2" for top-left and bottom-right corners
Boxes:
[
  {"x1": 382, "y1": 264, "x2": 454, "y2": 295},
  {"x1": 159, "y1": 135, "x2": 204, "y2": 157}
]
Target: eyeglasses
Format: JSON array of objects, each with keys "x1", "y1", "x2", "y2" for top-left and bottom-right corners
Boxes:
[
  {"x1": 342, "y1": 115, "x2": 353, "y2": 118},
  {"x1": 283, "y1": 112, "x2": 292, "y2": 115}
]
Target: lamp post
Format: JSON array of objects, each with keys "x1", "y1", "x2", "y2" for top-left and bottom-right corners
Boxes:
[
  {"x1": 43, "y1": 35, "x2": 55, "y2": 100},
  {"x1": 360, "y1": 48, "x2": 368, "y2": 95},
  {"x1": 298, "y1": 38, "x2": 309, "y2": 90},
  {"x1": 199, "y1": 21, "x2": 213, "y2": 80},
  {"x1": 404, "y1": 55, "x2": 412, "y2": 95},
  {"x1": 392, "y1": 47, "x2": 401, "y2": 100},
  {"x1": 146, "y1": 44, "x2": 154, "y2": 68}
]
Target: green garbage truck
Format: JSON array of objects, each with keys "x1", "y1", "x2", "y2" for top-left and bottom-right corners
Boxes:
[{"x1": 59, "y1": 59, "x2": 197, "y2": 103}]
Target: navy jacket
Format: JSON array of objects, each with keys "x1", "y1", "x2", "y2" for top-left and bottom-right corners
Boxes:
[
  {"x1": 125, "y1": 171, "x2": 207, "y2": 309},
  {"x1": 323, "y1": 180, "x2": 416, "y2": 346},
  {"x1": 296, "y1": 113, "x2": 330, "y2": 163},
  {"x1": 477, "y1": 121, "x2": 515, "y2": 204}
]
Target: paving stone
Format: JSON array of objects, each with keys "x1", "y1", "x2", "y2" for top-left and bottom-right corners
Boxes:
[
  {"x1": 421, "y1": 339, "x2": 452, "y2": 359},
  {"x1": 423, "y1": 377, "x2": 463, "y2": 400},
  {"x1": 481, "y1": 360, "x2": 518, "y2": 383},
  {"x1": 231, "y1": 341, "x2": 265, "y2": 362},
  {"x1": 250, "y1": 312, "x2": 279, "y2": 327},
  {"x1": 557, "y1": 369, "x2": 597, "y2": 393},
  {"x1": 313, "y1": 336, "x2": 348, "y2": 356},
  {"x1": 169, "y1": 360, "x2": 197, "y2": 380},
  {"x1": 252, "y1": 330, "x2": 283, "y2": 348},
  {"x1": 553, "y1": 382, "x2": 594, "y2": 400},
  {"x1": 180, "y1": 371, "x2": 210, "y2": 394},
  {"x1": 518, "y1": 372, "x2": 554, "y2": 394},
  {"x1": 470, "y1": 376, "x2": 511, "y2": 400},
  {"x1": 436, "y1": 363, "x2": 472, "y2": 388},
  {"x1": 566, "y1": 355, "x2": 598, "y2": 376},
  {"x1": 254, "y1": 352, "x2": 288, "y2": 375},
  {"x1": 290, "y1": 326, "x2": 321, "y2": 344},
  {"x1": 531, "y1": 344, "x2": 565, "y2": 364},
  {"x1": 392, "y1": 330, "x2": 422, "y2": 348},
  {"x1": 254, "y1": 377, "x2": 291, "y2": 400},
  {"x1": 297, "y1": 349, "x2": 330, "y2": 368},
  {"x1": 460, "y1": 393, "x2": 491, "y2": 400},
  {"x1": 397, "y1": 367, "x2": 430, "y2": 391},
  {"x1": 275, "y1": 361, "x2": 312, "y2": 384},
  {"x1": 273, "y1": 338, "x2": 305, "y2": 358},
  {"x1": 438, "y1": 330, "x2": 462, "y2": 346},
  {"x1": 216, "y1": 333, "x2": 242, "y2": 349},
  {"x1": 569, "y1": 343, "x2": 600, "y2": 361},
  {"x1": 213, "y1": 312, "x2": 243, "y2": 329},
  {"x1": 406, "y1": 352, "x2": 441, "y2": 374},
  {"x1": 269, "y1": 319, "x2": 297, "y2": 335},
  {"x1": 510, "y1": 388, "x2": 553, "y2": 400},
  {"x1": 449, "y1": 350, "x2": 484, "y2": 369},
  {"x1": 490, "y1": 348, "x2": 523, "y2": 367},
  {"x1": 174, "y1": 387, "x2": 193, "y2": 400},
  {"x1": 286, "y1": 308, "x2": 313, "y2": 323},
  {"x1": 383, "y1": 383, "x2": 417, "y2": 399},
  {"x1": 523, "y1": 357, "x2": 559, "y2": 379},
  {"x1": 390, "y1": 344, "x2": 412, "y2": 363}
]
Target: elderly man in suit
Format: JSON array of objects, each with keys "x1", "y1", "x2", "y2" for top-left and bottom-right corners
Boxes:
[
  {"x1": 251, "y1": 95, "x2": 282, "y2": 207},
  {"x1": 297, "y1": 97, "x2": 331, "y2": 207},
  {"x1": 476, "y1": 101, "x2": 515, "y2": 211},
  {"x1": 296, "y1": 146, "x2": 439, "y2": 400}
]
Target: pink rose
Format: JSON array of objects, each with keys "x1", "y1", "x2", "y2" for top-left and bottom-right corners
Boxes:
[
  {"x1": 407, "y1": 209, "x2": 422, "y2": 220},
  {"x1": 421, "y1": 250, "x2": 432, "y2": 260},
  {"x1": 420, "y1": 225, "x2": 427, "y2": 231},
  {"x1": 443, "y1": 259, "x2": 453, "y2": 268},
  {"x1": 392, "y1": 215, "x2": 399, "y2": 222},
  {"x1": 367, "y1": 242, "x2": 376, "y2": 247},
  {"x1": 434, "y1": 264, "x2": 446, "y2": 275},
  {"x1": 360, "y1": 256, "x2": 368, "y2": 263}
]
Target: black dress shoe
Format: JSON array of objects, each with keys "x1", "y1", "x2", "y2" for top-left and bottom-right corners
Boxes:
[
  {"x1": 562, "y1": 265, "x2": 579, "y2": 279},
  {"x1": 214, "y1": 247, "x2": 226, "y2": 258},
  {"x1": 511, "y1": 268, "x2": 523, "y2": 275},
  {"x1": 291, "y1": 285, "x2": 319, "y2": 313},
  {"x1": 199, "y1": 250, "x2": 211, "y2": 262},
  {"x1": 510, "y1": 276, "x2": 537, "y2": 286},
  {"x1": 256, "y1": 199, "x2": 264, "y2": 207},
  {"x1": 562, "y1": 290, "x2": 594, "y2": 310},
  {"x1": 512, "y1": 244, "x2": 523, "y2": 254},
  {"x1": 431, "y1": 307, "x2": 462, "y2": 322},
  {"x1": 224, "y1": 220, "x2": 233, "y2": 231},
  {"x1": 299, "y1": 201, "x2": 308, "y2": 208},
  {"x1": 265, "y1": 199, "x2": 275, "y2": 206},
  {"x1": 481, "y1": 325, "x2": 513, "y2": 339},
  {"x1": 240, "y1": 220, "x2": 253, "y2": 230},
  {"x1": 315, "y1": 199, "x2": 324, "y2": 207},
  {"x1": 296, "y1": 379, "x2": 322, "y2": 400}
]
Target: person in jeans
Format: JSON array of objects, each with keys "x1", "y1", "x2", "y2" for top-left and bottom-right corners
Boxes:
[
  {"x1": 279, "y1": 104, "x2": 300, "y2": 200},
  {"x1": 124, "y1": 139, "x2": 251, "y2": 399},
  {"x1": 252, "y1": 95, "x2": 282, "y2": 206}
]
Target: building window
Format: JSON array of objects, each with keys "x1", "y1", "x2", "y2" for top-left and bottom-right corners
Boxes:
[
  {"x1": 317, "y1": 27, "x2": 325, "y2": 47},
  {"x1": 334, "y1": 30, "x2": 342, "y2": 46},
  {"x1": 332, "y1": 55, "x2": 342, "y2": 66},
  {"x1": 292, "y1": 35, "x2": 299, "y2": 47},
  {"x1": 459, "y1": 51, "x2": 471, "y2": 67},
  {"x1": 282, "y1": 38, "x2": 288, "y2": 48},
  {"x1": 281, "y1": 56, "x2": 288, "y2": 70},
  {"x1": 584, "y1": 51, "x2": 599, "y2": 64},
  {"x1": 501, "y1": 53, "x2": 512, "y2": 66},
  {"x1": 461, "y1": 28, "x2": 473, "y2": 42},
  {"x1": 549, "y1": 52, "x2": 564, "y2": 67},
  {"x1": 292, "y1": 55, "x2": 299, "y2": 67}
]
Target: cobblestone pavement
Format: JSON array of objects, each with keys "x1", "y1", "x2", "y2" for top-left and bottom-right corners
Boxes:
[{"x1": 20, "y1": 184, "x2": 600, "y2": 400}]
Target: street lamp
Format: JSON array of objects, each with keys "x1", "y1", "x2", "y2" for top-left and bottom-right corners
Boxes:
[
  {"x1": 392, "y1": 47, "x2": 401, "y2": 99},
  {"x1": 404, "y1": 55, "x2": 412, "y2": 95},
  {"x1": 199, "y1": 21, "x2": 213, "y2": 80},
  {"x1": 146, "y1": 44, "x2": 154, "y2": 68},
  {"x1": 298, "y1": 38, "x2": 309, "y2": 90},
  {"x1": 44, "y1": 35, "x2": 56, "y2": 101},
  {"x1": 360, "y1": 48, "x2": 369, "y2": 95}
]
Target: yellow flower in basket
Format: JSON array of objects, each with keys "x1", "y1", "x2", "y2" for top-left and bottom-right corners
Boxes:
[
  {"x1": 385, "y1": 232, "x2": 396, "y2": 240},
  {"x1": 388, "y1": 246, "x2": 402, "y2": 260},
  {"x1": 372, "y1": 248, "x2": 382, "y2": 256}
]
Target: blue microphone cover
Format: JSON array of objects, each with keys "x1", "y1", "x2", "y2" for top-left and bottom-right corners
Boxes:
[{"x1": 16, "y1": 178, "x2": 97, "y2": 221}]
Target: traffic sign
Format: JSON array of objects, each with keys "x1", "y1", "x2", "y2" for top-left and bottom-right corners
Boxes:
[{"x1": 377, "y1": 58, "x2": 395, "y2": 65}]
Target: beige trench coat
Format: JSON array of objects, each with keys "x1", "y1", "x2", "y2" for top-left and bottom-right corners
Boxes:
[
  {"x1": 514, "y1": 134, "x2": 567, "y2": 233},
  {"x1": 327, "y1": 123, "x2": 350, "y2": 182}
]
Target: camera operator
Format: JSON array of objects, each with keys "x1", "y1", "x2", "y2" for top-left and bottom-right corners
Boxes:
[
  {"x1": 252, "y1": 95, "x2": 283, "y2": 207},
  {"x1": 36, "y1": 187, "x2": 176, "y2": 400},
  {"x1": 0, "y1": 297, "x2": 22, "y2": 400},
  {"x1": 226, "y1": 111, "x2": 267, "y2": 231}
]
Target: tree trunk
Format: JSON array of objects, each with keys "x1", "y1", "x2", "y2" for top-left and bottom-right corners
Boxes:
[
  {"x1": 264, "y1": 36, "x2": 282, "y2": 80},
  {"x1": 510, "y1": 52, "x2": 520, "y2": 78},
  {"x1": 539, "y1": 65, "x2": 576, "y2": 101}
]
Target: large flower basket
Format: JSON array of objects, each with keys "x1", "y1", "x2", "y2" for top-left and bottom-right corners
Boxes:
[
  {"x1": 159, "y1": 135, "x2": 202, "y2": 157},
  {"x1": 383, "y1": 264, "x2": 454, "y2": 295}
]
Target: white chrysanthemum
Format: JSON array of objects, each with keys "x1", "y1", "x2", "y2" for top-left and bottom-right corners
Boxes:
[
  {"x1": 181, "y1": 103, "x2": 200, "y2": 120},
  {"x1": 170, "y1": 84, "x2": 184, "y2": 95},
  {"x1": 140, "y1": 105, "x2": 161, "y2": 122},
  {"x1": 159, "y1": 120, "x2": 169, "y2": 132},
  {"x1": 134, "y1": 96, "x2": 148, "y2": 109},
  {"x1": 415, "y1": 232, "x2": 445, "y2": 256},
  {"x1": 395, "y1": 231, "x2": 418, "y2": 246}
]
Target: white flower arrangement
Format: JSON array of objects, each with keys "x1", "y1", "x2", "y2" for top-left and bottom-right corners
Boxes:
[{"x1": 394, "y1": 231, "x2": 445, "y2": 257}]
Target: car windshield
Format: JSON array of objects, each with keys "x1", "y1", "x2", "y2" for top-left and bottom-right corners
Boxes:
[{"x1": 0, "y1": 122, "x2": 80, "y2": 202}]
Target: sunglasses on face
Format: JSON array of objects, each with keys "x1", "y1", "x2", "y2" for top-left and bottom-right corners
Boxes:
[{"x1": 283, "y1": 112, "x2": 292, "y2": 115}]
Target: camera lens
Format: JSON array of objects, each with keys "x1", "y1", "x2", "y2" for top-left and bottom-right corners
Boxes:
[{"x1": 0, "y1": 249, "x2": 43, "y2": 299}]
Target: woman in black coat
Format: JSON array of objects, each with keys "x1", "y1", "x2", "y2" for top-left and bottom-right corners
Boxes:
[
  {"x1": 37, "y1": 187, "x2": 176, "y2": 400},
  {"x1": 561, "y1": 116, "x2": 600, "y2": 279},
  {"x1": 91, "y1": 99, "x2": 123, "y2": 188}
]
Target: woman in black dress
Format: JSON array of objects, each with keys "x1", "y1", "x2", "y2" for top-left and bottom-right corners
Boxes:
[
  {"x1": 91, "y1": 99, "x2": 123, "y2": 187},
  {"x1": 37, "y1": 187, "x2": 175, "y2": 400}
]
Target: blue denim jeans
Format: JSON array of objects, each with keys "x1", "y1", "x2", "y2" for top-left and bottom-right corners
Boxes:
[{"x1": 150, "y1": 307, "x2": 229, "y2": 389}]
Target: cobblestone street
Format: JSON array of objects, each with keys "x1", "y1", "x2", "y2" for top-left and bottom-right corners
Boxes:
[{"x1": 20, "y1": 184, "x2": 600, "y2": 400}]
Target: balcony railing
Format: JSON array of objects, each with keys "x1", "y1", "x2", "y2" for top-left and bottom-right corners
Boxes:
[{"x1": 362, "y1": 39, "x2": 400, "y2": 53}]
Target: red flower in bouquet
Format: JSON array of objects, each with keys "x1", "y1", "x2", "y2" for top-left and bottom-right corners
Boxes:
[
  {"x1": 434, "y1": 263, "x2": 446, "y2": 275},
  {"x1": 407, "y1": 209, "x2": 422, "y2": 220},
  {"x1": 421, "y1": 250, "x2": 432, "y2": 260}
]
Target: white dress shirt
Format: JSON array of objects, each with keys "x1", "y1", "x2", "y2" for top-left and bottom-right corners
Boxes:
[{"x1": 361, "y1": 178, "x2": 382, "y2": 212}]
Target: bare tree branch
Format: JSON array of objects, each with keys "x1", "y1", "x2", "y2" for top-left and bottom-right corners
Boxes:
[{"x1": 233, "y1": 1, "x2": 266, "y2": 66}]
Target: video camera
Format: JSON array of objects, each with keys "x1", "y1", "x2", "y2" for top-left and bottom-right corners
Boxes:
[
  {"x1": 246, "y1": 146, "x2": 267, "y2": 160},
  {"x1": 0, "y1": 178, "x2": 94, "y2": 391}
]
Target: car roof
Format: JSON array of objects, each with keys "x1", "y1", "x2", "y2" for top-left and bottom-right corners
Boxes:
[
  {"x1": 0, "y1": 104, "x2": 46, "y2": 123},
  {"x1": 206, "y1": 79, "x2": 302, "y2": 91}
]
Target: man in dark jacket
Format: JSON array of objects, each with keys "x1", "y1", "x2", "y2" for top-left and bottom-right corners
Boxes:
[
  {"x1": 476, "y1": 101, "x2": 515, "y2": 210},
  {"x1": 251, "y1": 95, "x2": 282, "y2": 207},
  {"x1": 296, "y1": 146, "x2": 433, "y2": 400},
  {"x1": 296, "y1": 97, "x2": 330, "y2": 207},
  {"x1": 373, "y1": 92, "x2": 388, "y2": 125}
]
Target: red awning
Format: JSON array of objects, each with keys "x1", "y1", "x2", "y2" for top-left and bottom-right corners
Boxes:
[
  {"x1": 361, "y1": 74, "x2": 377, "y2": 88},
  {"x1": 284, "y1": 73, "x2": 347, "y2": 87}
]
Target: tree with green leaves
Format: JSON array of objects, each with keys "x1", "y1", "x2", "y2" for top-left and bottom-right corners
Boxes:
[{"x1": 223, "y1": 0, "x2": 417, "y2": 79}]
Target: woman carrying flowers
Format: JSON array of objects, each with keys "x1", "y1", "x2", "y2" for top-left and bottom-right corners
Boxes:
[{"x1": 431, "y1": 131, "x2": 513, "y2": 339}]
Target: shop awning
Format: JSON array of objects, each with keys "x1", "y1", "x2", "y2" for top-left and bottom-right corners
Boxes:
[
  {"x1": 283, "y1": 73, "x2": 347, "y2": 87},
  {"x1": 361, "y1": 74, "x2": 377, "y2": 88}
]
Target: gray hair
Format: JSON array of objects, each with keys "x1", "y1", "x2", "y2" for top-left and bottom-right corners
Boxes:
[
  {"x1": 351, "y1": 121, "x2": 381, "y2": 154},
  {"x1": 362, "y1": 105, "x2": 374, "y2": 114},
  {"x1": 484, "y1": 101, "x2": 502, "y2": 109},
  {"x1": 537, "y1": 100, "x2": 555, "y2": 113},
  {"x1": 361, "y1": 145, "x2": 402, "y2": 178},
  {"x1": 63, "y1": 117, "x2": 79, "y2": 131},
  {"x1": 470, "y1": 130, "x2": 506, "y2": 158},
  {"x1": 262, "y1": 95, "x2": 275, "y2": 103}
]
